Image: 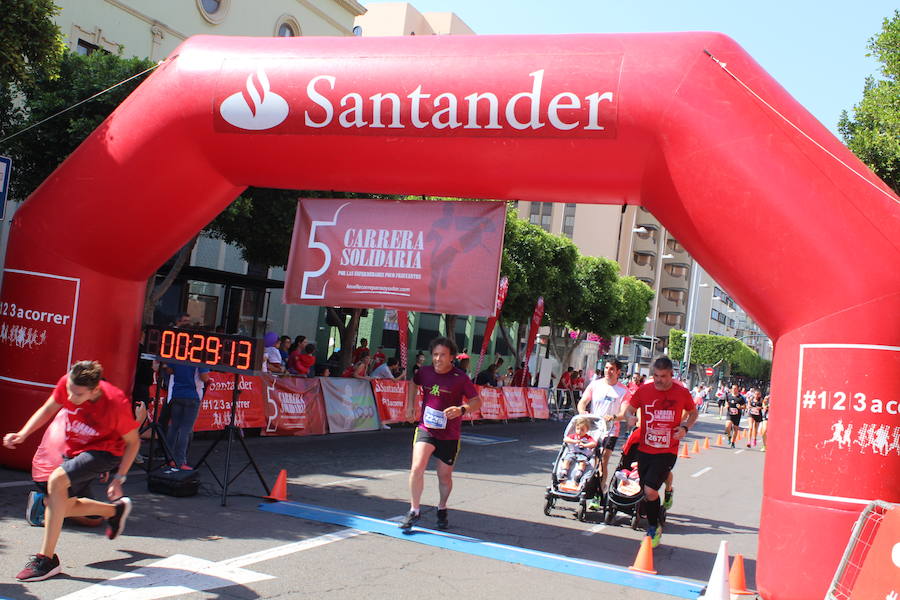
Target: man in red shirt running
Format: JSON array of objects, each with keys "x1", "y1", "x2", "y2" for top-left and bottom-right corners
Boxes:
[
  {"x1": 4, "y1": 361, "x2": 140, "y2": 581},
  {"x1": 401, "y1": 336, "x2": 482, "y2": 531},
  {"x1": 616, "y1": 357, "x2": 698, "y2": 548}
]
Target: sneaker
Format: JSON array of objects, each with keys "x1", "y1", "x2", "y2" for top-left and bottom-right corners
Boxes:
[
  {"x1": 663, "y1": 489, "x2": 674, "y2": 510},
  {"x1": 178, "y1": 464, "x2": 193, "y2": 471},
  {"x1": 730, "y1": 441, "x2": 736, "y2": 448},
  {"x1": 16, "y1": 553, "x2": 61, "y2": 581},
  {"x1": 26, "y1": 491, "x2": 45, "y2": 527},
  {"x1": 647, "y1": 526, "x2": 663, "y2": 548},
  {"x1": 761, "y1": 446, "x2": 767, "y2": 452},
  {"x1": 106, "y1": 497, "x2": 132, "y2": 540},
  {"x1": 399, "y1": 509, "x2": 420, "y2": 531},
  {"x1": 588, "y1": 496, "x2": 602, "y2": 511},
  {"x1": 436, "y1": 509, "x2": 449, "y2": 530}
]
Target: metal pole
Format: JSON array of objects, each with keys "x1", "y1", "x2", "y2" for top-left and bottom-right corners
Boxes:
[
  {"x1": 648, "y1": 230, "x2": 667, "y2": 358},
  {"x1": 683, "y1": 262, "x2": 702, "y2": 383}
]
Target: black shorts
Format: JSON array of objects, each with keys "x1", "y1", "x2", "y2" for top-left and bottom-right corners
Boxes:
[
  {"x1": 750, "y1": 414, "x2": 763, "y2": 423},
  {"x1": 728, "y1": 415, "x2": 742, "y2": 426},
  {"x1": 61, "y1": 451, "x2": 120, "y2": 498},
  {"x1": 717, "y1": 398, "x2": 726, "y2": 407},
  {"x1": 414, "y1": 429, "x2": 461, "y2": 466},
  {"x1": 636, "y1": 450, "x2": 677, "y2": 491},
  {"x1": 600, "y1": 436, "x2": 618, "y2": 451}
]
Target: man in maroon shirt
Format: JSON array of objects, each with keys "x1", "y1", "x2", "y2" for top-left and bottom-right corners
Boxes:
[
  {"x1": 401, "y1": 336, "x2": 482, "y2": 531},
  {"x1": 616, "y1": 357, "x2": 698, "y2": 548},
  {"x1": 4, "y1": 361, "x2": 140, "y2": 581}
]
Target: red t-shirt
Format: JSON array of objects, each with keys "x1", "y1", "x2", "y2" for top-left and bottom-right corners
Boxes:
[
  {"x1": 289, "y1": 351, "x2": 316, "y2": 375},
  {"x1": 51, "y1": 376, "x2": 140, "y2": 457},
  {"x1": 413, "y1": 366, "x2": 478, "y2": 441},
  {"x1": 628, "y1": 382, "x2": 695, "y2": 454}
]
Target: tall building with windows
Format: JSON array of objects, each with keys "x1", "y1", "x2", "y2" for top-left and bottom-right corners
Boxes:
[{"x1": 353, "y1": 2, "x2": 474, "y2": 36}]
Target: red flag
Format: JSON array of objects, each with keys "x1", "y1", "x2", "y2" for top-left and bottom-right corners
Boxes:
[
  {"x1": 522, "y1": 297, "x2": 544, "y2": 386},
  {"x1": 474, "y1": 276, "x2": 509, "y2": 376},
  {"x1": 398, "y1": 311, "x2": 409, "y2": 370}
]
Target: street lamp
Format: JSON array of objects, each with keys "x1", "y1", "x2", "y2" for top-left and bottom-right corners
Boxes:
[
  {"x1": 682, "y1": 265, "x2": 707, "y2": 384},
  {"x1": 648, "y1": 251, "x2": 674, "y2": 358}
]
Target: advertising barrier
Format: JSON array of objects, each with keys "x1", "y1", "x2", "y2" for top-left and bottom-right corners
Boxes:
[
  {"x1": 260, "y1": 374, "x2": 327, "y2": 436},
  {"x1": 502, "y1": 387, "x2": 530, "y2": 419},
  {"x1": 197, "y1": 372, "x2": 265, "y2": 430},
  {"x1": 477, "y1": 386, "x2": 507, "y2": 421},
  {"x1": 525, "y1": 388, "x2": 550, "y2": 420},
  {"x1": 372, "y1": 378, "x2": 415, "y2": 424},
  {"x1": 319, "y1": 377, "x2": 380, "y2": 433}
]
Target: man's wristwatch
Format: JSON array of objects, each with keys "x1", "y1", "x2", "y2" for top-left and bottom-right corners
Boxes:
[
  {"x1": 679, "y1": 425, "x2": 689, "y2": 433},
  {"x1": 112, "y1": 474, "x2": 127, "y2": 483},
  {"x1": 460, "y1": 405, "x2": 468, "y2": 415}
]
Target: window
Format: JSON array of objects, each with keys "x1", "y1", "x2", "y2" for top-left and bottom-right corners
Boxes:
[
  {"x1": 634, "y1": 224, "x2": 658, "y2": 244},
  {"x1": 728, "y1": 318, "x2": 735, "y2": 328},
  {"x1": 633, "y1": 252, "x2": 655, "y2": 268},
  {"x1": 353, "y1": 25, "x2": 362, "y2": 36},
  {"x1": 662, "y1": 288, "x2": 687, "y2": 306},
  {"x1": 666, "y1": 238, "x2": 686, "y2": 254},
  {"x1": 711, "y1": 309, "x2": 727, "y2": 324},
  {"x1": 660, "y1": 312, "x2": 684, "y2": 327},
  {"x1": 562, "y1": 204, "x2": 576, "y2": 238},
  {"x1": 197, "y1": 0, "x2": 229, "y2": 24},
  {"x1": 275, "y1": 15, "x2": 301, "y2": 37},
  {"x1": 75, "y1": 39, "x2": 100, "y2": 55},
  {"x1": 528, "y1": 202, "x2": 553, "y2": 232},
  {"x1": 663, "y1": 263, "x2": 689, "y2": 279}
]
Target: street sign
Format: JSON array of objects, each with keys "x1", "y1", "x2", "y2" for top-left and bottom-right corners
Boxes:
[
  {"x1": 0, "y1": 155, "x2": 11, "y2": 220},
  {"x1": 705, "y1": 367, "x2": 714, "y2": 376}
]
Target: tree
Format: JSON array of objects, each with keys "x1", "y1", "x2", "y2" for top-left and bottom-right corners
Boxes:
[
  {"x1": 0, "y1": 0, "x2": 66, "y2": 87},
  {"x1": 838, "y1": 10, "x2": 900, "y2": 194},
  {"x1": 668, "y1": 329, "x2": 770, "y2": 381}
]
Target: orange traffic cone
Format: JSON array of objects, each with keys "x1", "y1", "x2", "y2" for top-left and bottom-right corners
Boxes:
[
  {"x1": 715, "y1": 434, "x2": 723, "y2": 447},
  {"x1": 692, "y1": 440, "x2": 701, "y2": 454},
  {"x1": 729, "y1": 553, "x2": 755, "y2": 595},
  {"x1": 628, "y1": 536, "x2": 657, "y2": 574},
  {"x1": 265, "y1": 469, "x2": 288, "y2": 501},
  {"x1": 679, "y1": 442, "x2": 691, "y2": 458},
  {"x1": 703, "y1": 437, "x2": 711, "y2": 450}
]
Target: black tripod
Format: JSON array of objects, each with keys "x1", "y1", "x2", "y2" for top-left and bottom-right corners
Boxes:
[
  {"x1": 193, "y1": 372, "x2": 270, "y2": 506},
  {"x1": 140, "y1": 380, "x2": 175, "y2": 472}
]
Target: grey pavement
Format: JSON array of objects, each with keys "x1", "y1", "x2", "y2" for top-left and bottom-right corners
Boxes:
[{"x1": 0, "y1": 413, "x2": 763, "y2": 599}]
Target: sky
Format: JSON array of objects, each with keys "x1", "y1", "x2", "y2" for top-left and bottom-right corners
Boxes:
[{"x1": 388, "y1": 1, "x2": 897, "y2": 136}]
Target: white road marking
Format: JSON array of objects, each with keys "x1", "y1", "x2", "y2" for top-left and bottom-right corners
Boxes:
[
  {"x1": 691, "y1": 467, "x2": 713, "y2": 478},
  {"x1": 581, "y1": 523, "x2": 607, "y2": 536},
  {"x1": 310, "y1": 471, "x2": 401, "y2": 487},
  {"x1": 54, "y1": 520, "x2": 392, "y2": 600},
  {"x1": 734, "y1": 450, "x2": 745, "y2": 455}
]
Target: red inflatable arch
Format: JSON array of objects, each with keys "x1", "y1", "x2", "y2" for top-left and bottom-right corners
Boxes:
[{"x1": 1, "y1": 33, "x2": 897, "y2": 599}]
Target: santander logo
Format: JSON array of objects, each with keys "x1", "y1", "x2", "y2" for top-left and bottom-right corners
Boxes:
[{"x1": 220, "y1": 69, "x2": 289, "y2": 130}]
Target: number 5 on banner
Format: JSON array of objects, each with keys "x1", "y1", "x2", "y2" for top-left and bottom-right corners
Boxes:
[{"x1": 301, "y1": 201, "x2": 350, "y2": 299}]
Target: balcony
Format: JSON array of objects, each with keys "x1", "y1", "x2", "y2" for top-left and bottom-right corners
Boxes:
[{"x1": 631, "y1": 251, "x2": 656, "y2": 278}]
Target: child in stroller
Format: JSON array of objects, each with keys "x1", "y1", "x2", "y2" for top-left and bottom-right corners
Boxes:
[
  {"x1": 603, "y1": 427, "x2": 667, "y2": 529},
  {"x1": 543, "y1": 415, "x2": 605, "y2": 521}
]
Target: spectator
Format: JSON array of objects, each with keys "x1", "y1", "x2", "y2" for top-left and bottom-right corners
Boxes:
[
  {"x1": 371, "y1": 356, "x2": 399, "y2": 380},
  {"x1": 475, "y1": 363, "x2": 499, "y2": 386},
  {"x1": 412, "y1": 352, "x2": 426, "y2": 376},
  {"x1": 352, "y1": 338, "x2": 370, "y2": 364},
  {"x1": 262, "y1": 332, "x2": 284, "y2": 374},
  {"x1": 278, "y1": 336, "x2": 291, "y2": 364},
  {"x1": 371, "y1": 346, "x2": 387, "y2": 370},
  {"x1": 342, "y1": 355, "x2": 371, "y2": 379},
  {"x1": 456, "y1": 353, "x2": 470, "y2": 373},
  {"x1": 512, "y1": 362, "x2": 530, "y2": 387},
  {"x1": 288, "y1": 335, "x2": 306, "y2": 355},
  {"x1": 289, "y1": 343, "x2": 317, "y2": 377}
]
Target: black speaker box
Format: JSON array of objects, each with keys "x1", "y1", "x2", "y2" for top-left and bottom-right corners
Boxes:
[{"x1": 147, "y1": 466, "x2": 200, "y2": 497}]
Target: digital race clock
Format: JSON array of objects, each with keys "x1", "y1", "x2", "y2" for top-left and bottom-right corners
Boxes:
[{"x1": 141, "y1": 325, "x2": 262, "y2": 373}]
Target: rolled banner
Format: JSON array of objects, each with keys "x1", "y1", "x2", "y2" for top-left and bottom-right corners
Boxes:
[
  {"x1": 474, "y1": 276, "x2": 510, "y2": 376},
  {"x1": 521, "y1": 297, "x2": 544, "y2": 386},
  {"x1": 398, "y1": 310, "x2": 409, "y2": 370}
]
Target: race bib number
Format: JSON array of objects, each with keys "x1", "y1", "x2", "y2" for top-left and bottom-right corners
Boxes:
[
  {"x1": 645, "y1": 426, "x2": 671, "y2": 449},
  {"x1": 423, "y1": 405, "x2": 447, "y2": 429},
  {"x1": 729, "y1": 407, "x2": 739, "y2": 415},
  {"x1": 750, "y1": 407, "x2": 760, "y2": 415}
]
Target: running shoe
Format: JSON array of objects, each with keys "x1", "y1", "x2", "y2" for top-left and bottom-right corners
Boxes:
[
  {"x1": 647, "y1": 526, "x2": 663, "y2": 548},
  {"x1": 663, "y1": 489, "x2": 674, "y2": 510},
  {"x1": 399, "y1": 509, "x2": 420, "y2": 531},
  {"x1": 436, "y1": 509, "x2": 449, "y2": 530},
  {"x1": 106, "y1": 497, "x2": 132, "y2": 540},
  {"x1": 761, "y1": 446, "x2": 767, "y2": 452},
  {"x1": 588, "y1": 495, "x2": 603, "y2": 511},
  {"x1": 26, "y1": 490, "x2": 45, "y2": 527},
  {"x1": 16, "y1": 553, "x2": 61, "y2": 581},
  {"x1": 730, "y1": 441, "x2": 736, "y2": 448}
]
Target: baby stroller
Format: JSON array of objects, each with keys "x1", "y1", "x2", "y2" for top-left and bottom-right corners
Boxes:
[
  {"x1": 543, "y1": 415, "x2": 605, "y2": 522},
  {"x1": 603, "y1": 427, "x2": 667, "y2": 528}
]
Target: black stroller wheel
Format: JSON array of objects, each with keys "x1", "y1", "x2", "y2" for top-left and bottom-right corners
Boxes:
[
  {"x1": 576, "y1": 501, "x2": 587, "y2": 522},
  {"x1": 604, "y1": 508, "x2": 615, "y2": 524},
  {"x1": 543, "y1": 496, "x2": 555, "y2": 516},
  {"x1": 630, "y1": 512, "x2": 640, "y2": 530}
]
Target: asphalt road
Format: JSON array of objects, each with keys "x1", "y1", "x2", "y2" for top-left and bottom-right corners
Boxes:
[{"x1": 0, "y1": 412, "x2": 763, "y2": 599}]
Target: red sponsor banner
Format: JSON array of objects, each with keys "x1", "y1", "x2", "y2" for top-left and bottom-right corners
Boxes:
[
  {"x1": 848, "y1": 506, "x2": 900, "y2": 599},
  {"x1": 261, "y1": 374, "x2": 327, "y2": 436},
  {"x1": 0, "y1": 269, "x2": 80, "y2": 388},
  {"x1": 283, "y1": 198, "x2": 506, "y2": 316},
  {"x1": 398, "y1": 311, "x2": 409, "y2": 370},
  {"x1": 502, "y1": 387, "x2": 530, "y2": 419},
  {"x1": 213, "y1": 56, "x2": 621, "y2": 139},
  {"x1": 196, "y1": 372, "x2": 265, "y2": 431},
  {"x1": 526, "y1": 387, "x2": 550, "y2": 419},
  {"x1": 474, "y1": 276, "x2": 509, "y2": 376},
  {"x1": 477, "y1": 386, "x2": 507, "y2": 420},
  {"x1": 372, "y1": 378, "x2": 414, "y2": 424},
  {"x1": 522, "y1": 296, "x2": 544, "y2": 378},
  {"x1": 793, "y1": 345, "x2": 900, "y2": 504}
]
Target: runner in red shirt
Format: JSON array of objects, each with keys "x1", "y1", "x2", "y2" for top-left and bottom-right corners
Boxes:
[
  {"x1": 3, "y1": 361, "x2": 140, "y2": 581},
  {"x1": 401, "y1": 336, "x2": 482, "y2": 531},
  {"x1": 616, "y1": 357, "x2": 698, "y2": 548}
]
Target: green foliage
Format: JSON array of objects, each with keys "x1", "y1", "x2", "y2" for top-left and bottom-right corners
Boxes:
[
  {"x1": 606, "y1": 276, "x2": 655, "y2": 337},
  {"x1": 0, "y1": 0, "x2": 66, "y2": 86},
  {"x1": 669, "y1": 329, "x2": 770, "y2": 378},
  {"x1": 838, "y1": 10, "x2": 900, "y2": 194},
  {"x1": 1, "y1": 50, "x2": 156, "y2": 200}
]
